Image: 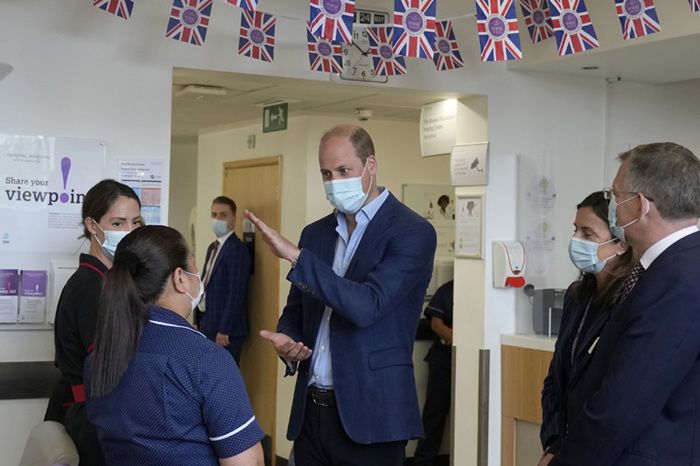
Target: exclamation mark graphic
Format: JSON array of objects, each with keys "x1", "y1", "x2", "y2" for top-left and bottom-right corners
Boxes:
[{"x1": 60, "y1": 157, "x2": 71, "y2": 203}]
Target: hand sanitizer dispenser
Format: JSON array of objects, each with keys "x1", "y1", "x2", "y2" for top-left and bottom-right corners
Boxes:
[{"x1": 492, "y1": 241, "x2": 526, "y2": 288}]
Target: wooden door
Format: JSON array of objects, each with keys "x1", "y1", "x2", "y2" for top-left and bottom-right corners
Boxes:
[{"x1": 223, "y1": 156, "x2": 281, "y2": 465}]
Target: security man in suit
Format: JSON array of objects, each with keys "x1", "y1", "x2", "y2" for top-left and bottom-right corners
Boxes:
[
  {"x1": 543, "y1": 142, "x2": 700, "y2": 466},
  {"x1": 196, "y1": 196, "x2": 251, "y2": 364},
  {"x1": 245, "y1": 125, "x2": 436, "y2": 466}
]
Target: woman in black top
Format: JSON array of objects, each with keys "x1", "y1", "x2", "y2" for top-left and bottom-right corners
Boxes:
[
  {"x1": 540, "y1": 191, "x2": 639, "y2": 465},
  {"x1": 45, "y1": 179, "x2": 142, "y2": 466}
]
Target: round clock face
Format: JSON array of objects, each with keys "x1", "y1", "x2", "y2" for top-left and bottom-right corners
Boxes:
[{"x1": 339, "y1": 14, "x2": 389, "y2": 83}]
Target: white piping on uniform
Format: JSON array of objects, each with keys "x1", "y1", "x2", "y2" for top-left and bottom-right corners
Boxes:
[
  {"x1": 209, "y1": 416, "x2": 257, "y2": 442},
  {"x1": 148, "y1": 319, "x2": 206, "y2": 338}
]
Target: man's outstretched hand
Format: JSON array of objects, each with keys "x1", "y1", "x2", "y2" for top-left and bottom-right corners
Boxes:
[
  {"x1": 259, "y1": 330, "x2": 312, "y2": 362},
  {"x1": 244, "y1": 210, "x2": 300, "y2": 265}
]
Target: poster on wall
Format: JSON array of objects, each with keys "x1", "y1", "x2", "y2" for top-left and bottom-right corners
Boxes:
[
  {"x1": 402, "y1": 183, "x2": 455, "y2": 258},
  {"x1": 118, "y1": 159, "x2": 164, "y2": 225},
  {"x1": 0, "y1": 135, "x2": 105, "y2": 254}
]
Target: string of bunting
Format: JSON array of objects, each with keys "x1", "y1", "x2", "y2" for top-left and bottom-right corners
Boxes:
[{"x1": 93, "y1": 0, "x2": 697, "y2": 74}]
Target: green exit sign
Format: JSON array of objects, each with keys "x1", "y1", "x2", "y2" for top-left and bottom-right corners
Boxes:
[{"x1": 263, "y1": 103, "x2": 288, "y2": 133}]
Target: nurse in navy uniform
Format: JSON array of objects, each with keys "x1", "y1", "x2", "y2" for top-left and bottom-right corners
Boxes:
[{"x1": 85, "y1": 225, "x2": 264, "y2": 466}]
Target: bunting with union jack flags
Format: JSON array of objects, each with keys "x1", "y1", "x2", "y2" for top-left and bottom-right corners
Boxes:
[
  {"x1": 306, "y1": 23, "x2": 343, "y2": 73},
  {"x1": 368, "y1": 27, "x2": 407, "y2": 76},
  {"x1": 615, "y1": 0, "x2": 661, "y2": 40},
  {"x1": 691, "y1": 0, "x2": 700, "y2": 12},
  {"x1": 94, "y1": 0, "x2": 134, "y2": 19},
  {"x1": 392, "y1": 0, "x2": 436, "y2": 59},
  {"x1": 546, "y1": 0, "x2": 599, "y2": 56},
  {"x1": 239, "y1": 9, "x2": 276, "y2": 62},
  {"x1": 475, "y1": 0, "x2": 522, "y2": 61},
  {"x1": 433, "y1": 21, "x2": 464, "y2": 71},
  {"x1": 166, "y1": 0, "x2": 213, "y2": 46},
  {"x1": 519, "y1": 0, "x2": 553, "y2": 43},
  {"x1": 226, "y1": 0, "x2": 258, "y2": 11},
  {"x1": 309, "y1": 0, "x2": 356, "y2": 44}
]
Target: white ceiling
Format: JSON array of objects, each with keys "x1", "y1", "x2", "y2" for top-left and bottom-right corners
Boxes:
[
  {"x1": 172, "y1": 69, "x2": 466, "y2": 139},
  {"x1": 171, "y1": 1, "x2": 700, "y2": 139}
]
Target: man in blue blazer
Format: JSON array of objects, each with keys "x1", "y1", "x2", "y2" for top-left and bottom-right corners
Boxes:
[
  {"x1": 246, "y1": 125, "x2": 436, "y2": 466},
  {"x1": 197, "y1": 196, "x2": 251, "y2": 364},
  {"x1": 545, "y1": 143, "x2": 700, "y2": 466}
]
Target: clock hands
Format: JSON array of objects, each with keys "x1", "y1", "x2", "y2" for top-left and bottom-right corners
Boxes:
[{"x1": 352, "y1": 41, "x2": 370, "y2": 56}]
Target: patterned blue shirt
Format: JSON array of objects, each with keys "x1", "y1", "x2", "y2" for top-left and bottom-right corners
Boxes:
[
  {"x1": 86, "y1": 306, "x2": 263, "y2": 466},
  {"x1": 308, "y1": 187, "x2": 390, "y2": 388}
]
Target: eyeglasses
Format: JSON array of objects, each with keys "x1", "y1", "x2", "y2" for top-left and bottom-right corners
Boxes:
[{"x1": 602, "y1": 188, "x2": 654, "y2": 202}]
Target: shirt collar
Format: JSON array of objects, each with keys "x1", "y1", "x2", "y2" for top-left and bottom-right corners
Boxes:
[
  {"x1": 335, "y1": 186, "x2": 389, "y2": 226},
  {"x1": 147, "y1": 306, "x2": 201, "y2": 333},
  {"x1": 79, "y1": 253, "x2": 109, "y2": 274},
  {"x1": 640, "y1": 225, "x2": 699, "y2": 269},
  {"x1": 216, "y1": 229, "x2": 235, "y2": 245}
]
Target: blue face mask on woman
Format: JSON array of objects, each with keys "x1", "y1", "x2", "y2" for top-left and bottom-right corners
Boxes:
[
  {"x1": 324, "y1": 163, "x2": 371, "y2": 214},
  {"x1": 95, "y1": 223, "x2": 129, "y2": 261},
  {"x1": 568, "y1": 236, "x2": 618, "y2": 273}
]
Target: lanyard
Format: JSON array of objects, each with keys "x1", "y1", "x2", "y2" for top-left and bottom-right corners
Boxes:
[{"x1": 570, "y1": 297, "x2": 592, "y2": 366}]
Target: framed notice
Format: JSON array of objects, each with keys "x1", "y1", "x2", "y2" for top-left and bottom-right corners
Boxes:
[
  {"x1": 451, "y1": 142, "x2": 489, "y2": 186},
  {"x1": 455, "y1": 194, "x2": 484, "y2": 259}
]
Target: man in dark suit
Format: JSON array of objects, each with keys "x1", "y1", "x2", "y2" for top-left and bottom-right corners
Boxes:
[
  {"x1": 544, "y1": 142, "x2": 700, "y2": 466},
  {"x1": 196, "y1": 196, "x2": 251, "y2": 364},
  {"x1": 245, "y1": 125, "x2": 436, "y2": 466}
]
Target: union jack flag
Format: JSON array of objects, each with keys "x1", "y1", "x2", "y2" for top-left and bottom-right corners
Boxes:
[
  {"x1": 368, "y1": 27, "x2": 407, "y2": 76},
  {"x1": 691, "y1": 0, "x2": 700, "y2": 12},
  {"x1": 392, "y1": 0, "x2": 436, "y2": 59},
  {"x1": 226, "y1": 0, "x2": 258, "y2": 11},
  {"x1": 433, "y1": 21, "x2": 464, "y2": 71},
  {"x1": 546, "y1": 0, "x2": 599, "y2": 56},
  {"x1": 475, "y1": 0, "x2": 522, "y2": 61},
  {"x1": 165, "y1": 0, "x2": 213, "y2": 46},
  {"x1": 239, "y1": 9, "x2": 276, "y2": 62},
  {"x1": 93, "y1": 0, "x2": 134, "y2": 20},
  {"x1": 306, "y1": 24, "x2": 343, "y2": 73},
  {"x1": 309, "y1": 0, "x2": 355, "y2": 44},
  {"x1": 615, "y1": 0, "x2": 660, "y2": 40},
  {"x1": 519, "y1": 0, "x2": 553, "y2": 43}
]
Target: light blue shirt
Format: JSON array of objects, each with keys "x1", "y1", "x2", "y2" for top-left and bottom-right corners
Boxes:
[{"x1": 308, "y1": 187, "x2": 390, "y2": 388}]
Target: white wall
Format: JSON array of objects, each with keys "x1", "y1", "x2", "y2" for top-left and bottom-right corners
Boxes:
[
  {"x1": 2, "y1": 1, "x2": 699, "y2": 464},
  {"x1": 604, "y1": 79, "x2": 700, "y2": 182},
  {"x1": 169, "y1": 138, "x2": 199, "y2": 248}
]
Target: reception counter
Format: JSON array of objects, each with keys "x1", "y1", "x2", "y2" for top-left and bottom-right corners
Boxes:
[{"x1": 501, "y1": 334, "x2": 557, "y2": 466}]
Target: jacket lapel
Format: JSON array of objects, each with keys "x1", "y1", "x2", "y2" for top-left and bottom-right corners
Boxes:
[{"x1": 344, "y1": 193, "x2": 396, "y2": 280}]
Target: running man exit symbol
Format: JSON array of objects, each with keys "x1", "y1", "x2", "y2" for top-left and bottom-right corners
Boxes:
[{"x1": 263, "y1": 103, "x2": 288, "y2": 133}]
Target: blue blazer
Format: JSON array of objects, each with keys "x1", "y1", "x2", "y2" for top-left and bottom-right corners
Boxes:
[
  {"x1": 200, "y1": 233, "x2": 251, "y2": 339},
  {"x1": 277, "y1": 192, "x2": 436, "y2": 444},
  {"x1": 551, "y1": 231, "x2": 700, "y2": 466}
]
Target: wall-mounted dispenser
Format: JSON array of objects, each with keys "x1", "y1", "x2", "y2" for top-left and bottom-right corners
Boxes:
[{"x1": 492, "y1": 240, "x2": 526, "y2": 288}]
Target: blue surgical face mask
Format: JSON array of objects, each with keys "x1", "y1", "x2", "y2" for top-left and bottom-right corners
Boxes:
[
  {"x1": 568, "y1": 236, "x2": 618, "y2": 273},
  {"x1": 211, "y1": 219, "x2": 229, "y2": 237},
  {"x1": 94, "y1": 223, "x2": 129, "y2": 261},
  {"x1": 608, "y1": 193, "x2": 646, "y2": 243},
  {"x1": 183, "y1": 270, "x2": 204, "y2": 312},
  {"x1": 323, "y1": 163, "x2": 372, "y2": 214}
]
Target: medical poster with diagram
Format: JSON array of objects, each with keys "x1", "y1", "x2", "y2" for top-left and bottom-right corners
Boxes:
[
  {"x1": 402, "y1": 184, "x2": 455, "y2": 258},
  {"x1": 0, "y1": 134, "x2": 105, "y2": 254},
  {"x1": 118, "y1": 159, "x2": 164, "y2": 225}
]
